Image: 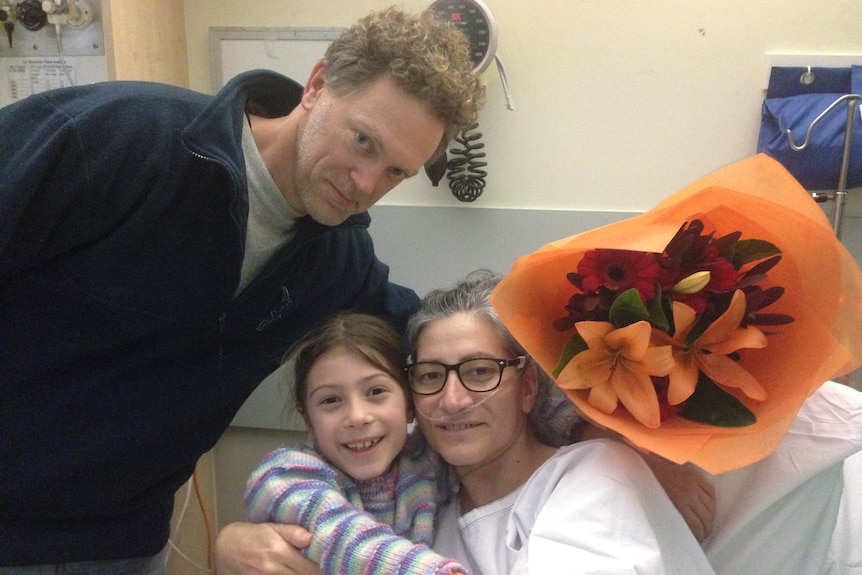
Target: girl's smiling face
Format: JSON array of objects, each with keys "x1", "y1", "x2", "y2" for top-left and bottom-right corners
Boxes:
[{"x1": 304, "y1": 346, "x2": 412, "y2": 481}]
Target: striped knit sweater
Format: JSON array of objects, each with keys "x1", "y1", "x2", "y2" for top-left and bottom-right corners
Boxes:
[{"x1": 245, "y1": 433, "x2": 465, "y2": 575}]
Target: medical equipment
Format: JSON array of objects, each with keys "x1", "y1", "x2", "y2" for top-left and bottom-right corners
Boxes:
[
  {"x1": 425, "y1": 0, "x2": 513, "y2": 202},
  {"x1": 428, "y1": 0, "x2": 497, "y2": 74},
  {"x1": 758, "y1": 64, "x2": 862, "y2": 239},
  {"x1": 785, "y1": 92, "x2": 861, "y2": 239},
  {"x1": 0, "y1": 0, "x2": 102, "y2": 95}
]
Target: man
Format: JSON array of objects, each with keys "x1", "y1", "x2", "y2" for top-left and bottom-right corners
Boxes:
[{"x1": 0, "y1": 7, "x2": 483, "y2": 572}]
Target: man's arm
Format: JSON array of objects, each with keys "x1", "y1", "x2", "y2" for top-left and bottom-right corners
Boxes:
[{"x1": 215, "y1": 522, "x2": 319, "y2": 575}]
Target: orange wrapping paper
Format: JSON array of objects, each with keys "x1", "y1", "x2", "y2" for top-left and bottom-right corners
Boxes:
[{"x1": 490, "y1": 154, "x2": 862, "y2": 473}]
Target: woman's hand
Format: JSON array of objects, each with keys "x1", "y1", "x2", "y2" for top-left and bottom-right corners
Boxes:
[
  {"x1": 214, "y1": 522, "x2": 321, "y2": 575},
  {"x1": 642, "y1": 454, "x2": 716, "y2": 542}
]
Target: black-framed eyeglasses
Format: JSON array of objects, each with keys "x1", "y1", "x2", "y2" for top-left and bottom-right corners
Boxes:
[{"x1": 405, "y1": 356, "x2": 527, "y2": 395}]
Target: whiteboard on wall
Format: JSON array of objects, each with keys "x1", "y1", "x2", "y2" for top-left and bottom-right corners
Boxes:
[{"x1": 210, "y1": 26, "x2": 343, "y2": 89}]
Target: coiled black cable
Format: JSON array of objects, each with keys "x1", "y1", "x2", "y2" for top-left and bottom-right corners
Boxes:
[{"x1": 446, "y1": 123, "x2": 487, "y2": 202}]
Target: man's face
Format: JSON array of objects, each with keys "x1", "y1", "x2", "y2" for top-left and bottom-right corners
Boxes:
[{"x1": 291, "y1": 70, "x2": 445, "y2": 226}]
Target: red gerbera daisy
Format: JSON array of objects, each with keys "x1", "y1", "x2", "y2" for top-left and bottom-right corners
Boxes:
[{"x1": 578, "y1": 249, "x2": 661, "y2": 302}]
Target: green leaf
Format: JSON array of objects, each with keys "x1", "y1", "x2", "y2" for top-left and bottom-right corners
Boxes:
[
  {"x1": 608, "y1": 288, "x2": 650, "y2": 328},
  {"x1": 646, "y1": 285, "x2": 670, "y2": 332},
  {"x1": 728, "y1": 239, "x2": 781, "y2": 269},
  {"x1": 678, "y1": 372, "x2": 756, "y2": 427},
  {"x1": 552, "y1": 332, "x2": 588, "y2": 378}
]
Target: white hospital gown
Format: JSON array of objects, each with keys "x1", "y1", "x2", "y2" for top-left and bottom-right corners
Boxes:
[
  {"x1": 433, "y1": 439, "x2": 716, "y2": 575},
  {"x1": 433, "y1": 381, "x2": 862, "y2": 575},
  {"x1": 703, "y1": 380, "x2": 862, "y2": 575}
]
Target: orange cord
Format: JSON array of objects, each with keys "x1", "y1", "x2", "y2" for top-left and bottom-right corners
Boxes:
[{"x1": 192, "y1": 467, "x2": 214, "y2": 571}]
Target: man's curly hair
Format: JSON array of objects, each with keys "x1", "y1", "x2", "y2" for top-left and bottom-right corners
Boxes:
[{"x1": 323, "y1": 7, "x2": 486, "y2": 158}]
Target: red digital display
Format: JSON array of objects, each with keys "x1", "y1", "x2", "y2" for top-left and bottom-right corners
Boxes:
[{"x1": 451, "y1": 12, "x2": 462, "y2": 22}]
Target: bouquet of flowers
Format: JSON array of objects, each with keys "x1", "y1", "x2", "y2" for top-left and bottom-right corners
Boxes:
[
  {"x1": 490, "y1": 154, "x2": 862, "y2": 472},
  {"x1": 551, "y1": 219, "x2": 793, "y2": 431}
]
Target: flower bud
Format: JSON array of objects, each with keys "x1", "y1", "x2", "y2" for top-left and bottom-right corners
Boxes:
[{"x1": 672, "y1": 270, "x2": 711, "y2": 294}]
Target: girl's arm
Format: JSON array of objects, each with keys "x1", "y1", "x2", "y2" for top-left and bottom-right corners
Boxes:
[{"x1": 245, "y1": 446, "x2": 466, "y2": 575}]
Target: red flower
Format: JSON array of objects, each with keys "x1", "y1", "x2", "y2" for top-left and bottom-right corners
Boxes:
[{"x1": 578, "y1": 249, "x2": 661, "y2": 302}]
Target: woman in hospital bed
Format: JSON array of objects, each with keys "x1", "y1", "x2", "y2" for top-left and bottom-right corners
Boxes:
[{"x1": 420, "y1": 265, "x2": 862, "y2": 574}]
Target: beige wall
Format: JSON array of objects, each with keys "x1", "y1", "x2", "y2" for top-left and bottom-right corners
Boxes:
[{"x1": 183, "y1": 0, "x2": 862, "y2": 212}]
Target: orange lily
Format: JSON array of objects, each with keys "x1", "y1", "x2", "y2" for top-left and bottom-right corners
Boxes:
[
  {"x1": 658, "y1": 290, "x2": 768, "y2": 404},
  {"x1": 559, "y1": 320, "x2": 675, "y2": 428}
]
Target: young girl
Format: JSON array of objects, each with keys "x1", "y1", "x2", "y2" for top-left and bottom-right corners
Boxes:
[{"x1": 244, "y1": 312, "x2": 466, "y2": 575}]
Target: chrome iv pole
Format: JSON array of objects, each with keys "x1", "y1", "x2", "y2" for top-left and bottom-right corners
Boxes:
[{"x1": 786, "y1": 93, "x2": 862, "y2": 239}]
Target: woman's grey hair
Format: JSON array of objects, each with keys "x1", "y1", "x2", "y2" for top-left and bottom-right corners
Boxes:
[{"x1": 407, "y1": 270, "x2": 581, "y2": 447}]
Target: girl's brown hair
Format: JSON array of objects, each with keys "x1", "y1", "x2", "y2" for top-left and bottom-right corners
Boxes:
[{"x1": 287, "y1": 312, "x2": 409, "y2": 415}]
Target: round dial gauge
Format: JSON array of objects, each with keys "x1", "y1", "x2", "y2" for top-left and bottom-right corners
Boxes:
[{"x1": 428, "y1": 0, "x2": 498, "y2": 74}]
